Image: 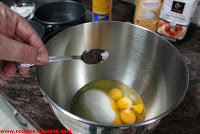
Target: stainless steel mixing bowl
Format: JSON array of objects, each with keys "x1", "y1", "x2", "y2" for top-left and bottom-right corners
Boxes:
[{"x1": 36, "y1": 22, "x2": 189, "y2": 134}]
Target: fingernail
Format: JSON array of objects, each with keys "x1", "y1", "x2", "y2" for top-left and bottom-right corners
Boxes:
[
  {"x1": 39, "y1": 46, "x2": 47, "y2": 53},
  {"x1": 5, "y1": 66, "x2": 16, "y2": 76},
  {"x1": 37, "y1": 53, "x2": 49, "y2": 64},
  {"x1": 19, "y1": 68, "x2": 29, "y2": 74}
]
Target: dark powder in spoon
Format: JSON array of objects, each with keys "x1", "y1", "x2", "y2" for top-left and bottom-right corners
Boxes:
[{"x1": 81, "y1": 50, "x2": 102, "y2": 64}]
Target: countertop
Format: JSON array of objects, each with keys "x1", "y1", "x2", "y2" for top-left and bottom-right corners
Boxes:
[{"x1": 0, "y1": 0, "x2": 200, "y2": 133}]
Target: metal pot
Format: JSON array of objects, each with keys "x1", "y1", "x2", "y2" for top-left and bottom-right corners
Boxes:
[
  {"x1": 36, "y1": 22, "x2": 189, "y2": 134},
  {"x1": 28, "y1": 20, "x2": 45, "y2": 39},
  {"x1": 34, "y1": 1, "x2": 86, "y2": 35}
]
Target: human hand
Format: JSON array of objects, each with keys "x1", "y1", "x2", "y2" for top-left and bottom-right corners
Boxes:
[{"x1": 0, "y1": 2, "x2": 49, "y2": 78}]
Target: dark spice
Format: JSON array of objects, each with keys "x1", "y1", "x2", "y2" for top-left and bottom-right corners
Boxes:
[{"x1": 81, "y1": 49, "x2": 102, "y2": 64}]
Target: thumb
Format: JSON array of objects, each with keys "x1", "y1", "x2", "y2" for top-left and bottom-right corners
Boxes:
[{"x1": 0, "y1": 33, "x2": 49, "y2": 65}]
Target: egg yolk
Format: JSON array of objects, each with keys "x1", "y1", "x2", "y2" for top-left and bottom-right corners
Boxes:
[
  {"x1": 111, "y1": 102, "x2": 119, "y2": 112},
  {"x1": 109, "y1": 88, "x2": 122, "y2": 101},
  {"x1": 120, "y1": 110, "x2": 136, "y2": 124},
  {"x1": 132, "y1": 104, "x2": 144, "y2": 114},
  {"x1": 112, "y1": 117, "x2": 122, "y2": 125},
  {"x1": 117, "y1": 97, "x2": 132, "y2": 110}
]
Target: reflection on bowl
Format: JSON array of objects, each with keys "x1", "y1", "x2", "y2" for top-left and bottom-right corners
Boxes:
[{"x1": 9, "y1": 1, "x2": 36, "y2": 20}]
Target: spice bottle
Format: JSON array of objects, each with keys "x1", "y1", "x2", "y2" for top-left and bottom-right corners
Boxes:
[
  {"x1": 92, "y1": 0, "x2": 112, "y2": 21},
  {"x1": 134, "y1": 0, "x2": 163, "y2": 31}
]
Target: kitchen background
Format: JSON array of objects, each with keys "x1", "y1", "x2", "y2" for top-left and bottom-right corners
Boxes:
[
  {"x1": 1, "y1": 0, "x2": 200, "y2": 25},
  {"x1": 123, "y1": 0, "x2": 200, "y2": 25},
  {"x1": 35, "y1": 0, "x2": 200, "y2": 25}
]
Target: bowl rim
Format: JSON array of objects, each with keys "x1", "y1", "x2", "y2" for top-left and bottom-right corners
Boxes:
[{"x1": 7, "y1": 1, "x2": 36, "y2": 6}]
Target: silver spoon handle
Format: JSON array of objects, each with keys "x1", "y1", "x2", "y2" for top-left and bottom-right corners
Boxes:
[
  {"x1": 17, "y1": 56, "x2": 81, "y2": 67},
  {"x1": 49, "y1": 56, "x2": 80, "y2": 62}
]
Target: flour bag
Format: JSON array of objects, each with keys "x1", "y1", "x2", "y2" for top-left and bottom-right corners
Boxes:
[
  {"x1": 134, "y1": 0, "x2": 163, "y2": 31},
  {"x1": 157, "y1": 0, "x2": 198, "y2": 42}
]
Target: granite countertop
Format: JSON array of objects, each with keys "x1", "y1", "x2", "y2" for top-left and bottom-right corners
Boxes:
[{"x1": 0, "y1": 0, "x2": 200, "y2": 133}]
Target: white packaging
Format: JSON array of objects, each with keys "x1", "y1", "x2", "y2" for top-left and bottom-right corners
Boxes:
[{"x1": 157, "y1": 0, "x2": 198, "y2": 42}]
